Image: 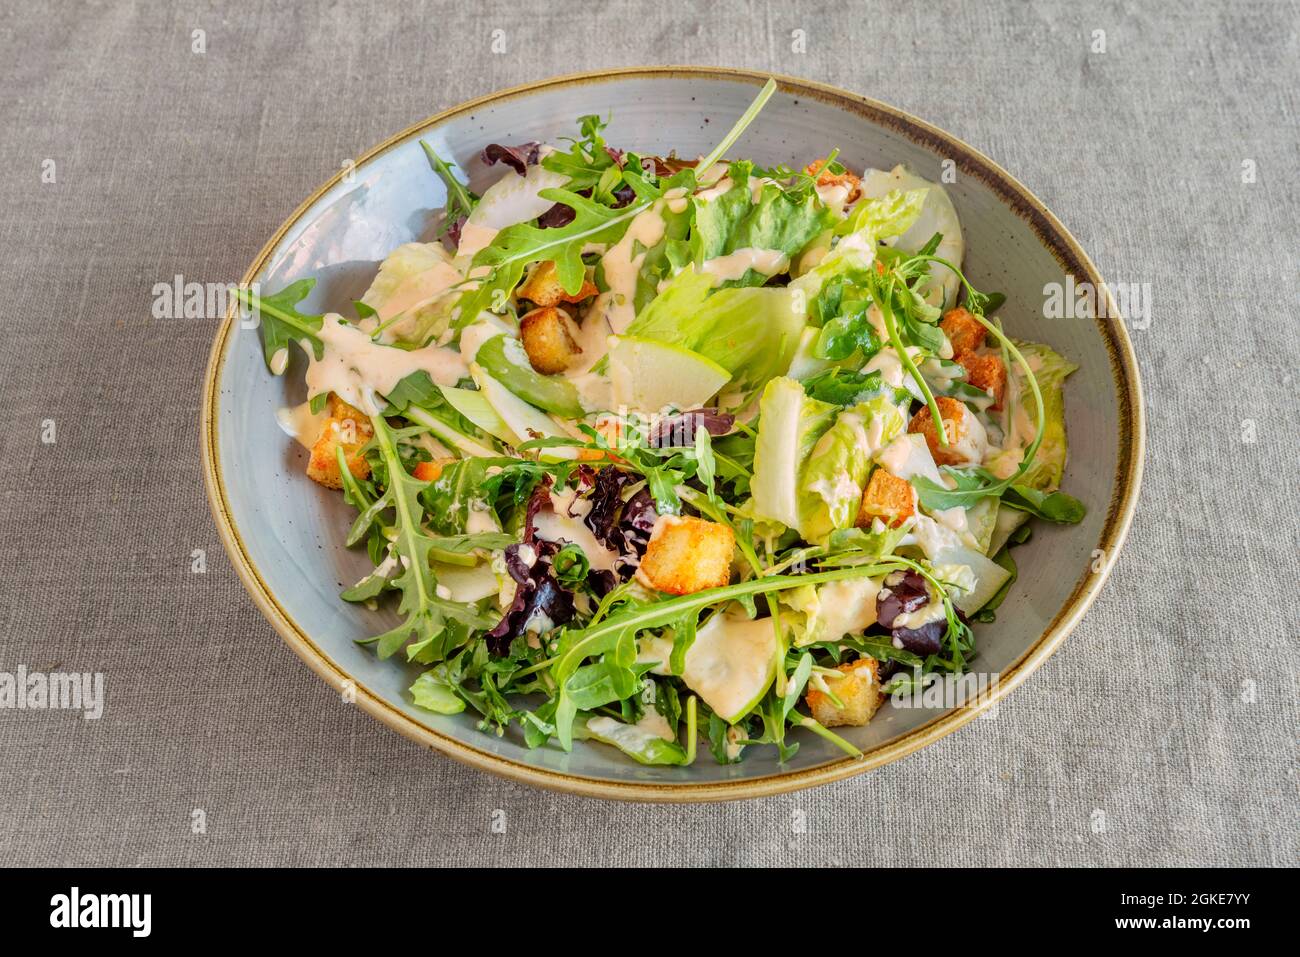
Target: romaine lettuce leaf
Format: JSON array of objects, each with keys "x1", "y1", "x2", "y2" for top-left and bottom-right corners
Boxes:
[
  {"x1": 751, "y1": 377, "x2": 837, "y2": 529},
  {"x1": 860, "y1": 167, "x2": 964, "y2": 308}
]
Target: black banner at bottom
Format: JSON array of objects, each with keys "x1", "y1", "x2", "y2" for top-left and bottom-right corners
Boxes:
[{"x1": 0, "y1": 867, "x2": 1283, "y2": 941}]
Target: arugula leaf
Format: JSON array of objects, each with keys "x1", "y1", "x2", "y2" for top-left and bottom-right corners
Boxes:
[
  {"x1": 455, "y1": 189, "x2": 655, "y2": 325},
  {"x1": 360, "y1": 416, "x2": 496, "y2": 659},
  {"x1": 237, "y1": 280, "x2": 323, "y2": 372},
  {"x1": 546, "y1": 562, "x2": 902, "y2": 750},
  {"x1": 421, "y1": 142, "x2": 478, "y2": 236},
  {"x1": 426, "y1": 532, "x2": 515, "y2": 554},
  {"x1": 781, "y1": 653, "x2": 814, "y2": 719},
  {"x1": 912, "y1": 466, "x2": 997, "y2": 512},
  {"x1": 1000, "y1": 485, "x2": 1086, "y2": 523},
  {"x1": 541, "y1": 113, "x2": 618, "y2": 192}
]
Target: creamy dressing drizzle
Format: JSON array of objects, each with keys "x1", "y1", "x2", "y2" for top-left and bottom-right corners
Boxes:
[
  {"x1": 695, "y1": 177, "x2": 733, "y2": 202},
  {"x1": 304, "y1": 315, "x2": 468, "y2": 416},
  {"x1": 275, "y1": 400, "x2": 330, "y2": 449},
  {"x1": 561, "y1": 200, "x2": 671, "y2": 411},
  {"x1": 455, "y1": 222, "x2": 499, "y2": 260},
  {"x1": 532, "y1": 488, "x2": 620, "y2": 572},
  {"x1": 699, "y1": 247, "x2": 789, "y2": 282}
]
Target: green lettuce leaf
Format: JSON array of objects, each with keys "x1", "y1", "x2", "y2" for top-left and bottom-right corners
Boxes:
[
  {"x1": 799, "y1": 397, "x2": 906, "y2": 539},
  {"x1": 790, "y1": 187, "x2": 929, "y2": 302},
  {"x1": 690, "y1": 161, "x2": 836, "y2": 286},
  {"x1": 410, "y1": 665, "x2": 466, "y2": 714},
  {"x1": 621, "y1": 266, "x2": 806, "y2": 397},
  {"x1": 750, "y1": 377, "x2": 837, "y2": 529},
  {"x1": 1013, "y1": 340, "x2": 1078, "y2": 490}
]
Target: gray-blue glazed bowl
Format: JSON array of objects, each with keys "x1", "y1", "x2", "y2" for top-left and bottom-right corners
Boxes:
[{"x1": 202, "y1": 68, "x2": 1143, "y2": 801}]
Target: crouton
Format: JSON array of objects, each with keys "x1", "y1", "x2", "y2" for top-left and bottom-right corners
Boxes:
[
  {"x1": 412, "y1": 458, "x2": 454, "y2": 482},
  {"x1": 803, "y1": 158, "x2": 862, "y2": 204},
  {"x1": 636, "y1": 515, "x2": 735, "y2": 595},
  {"x1": 857, "y1": 468, "x2": 915, "y2": 529},
  {"x1": 306, "y1": 397, "x2": 373, "y2": 489},
  {"x1": 908, "y1": 396, "x2": 987, "y2": 467},
  {"x1": 520, "y1": 306, "x2": 582, "y2": 374},
  {"x1": 517, "y1": 260, "x2": 598, "y2": 307},
  {"x1": 940, "y1": 307, "x2": 986, "y2": 356},
  {"x1": 958, "y1": 350, "x2": 1007, "y2": 410},
  {"x1": 805, "y1": 658, "x2": 881, "y2": 727}
]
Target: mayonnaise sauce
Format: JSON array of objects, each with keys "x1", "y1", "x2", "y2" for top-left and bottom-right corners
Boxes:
[
  {"x1": 699, "y1": 247, "x2": 789, "y2": 283},
  {"x1": 304, "y1": 314, "x2": 468, "y2": 416},
  {"x1": 275, "y1": 400, "x2": 330, "y2": 449},
  {"x1": 532, "y1": 489, "x2": 620, "y2": 572}
]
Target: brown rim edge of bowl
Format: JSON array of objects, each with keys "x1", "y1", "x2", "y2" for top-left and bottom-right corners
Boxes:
[{"x1": 201, "y1": 66, "x2": 1145, "y2": 803}]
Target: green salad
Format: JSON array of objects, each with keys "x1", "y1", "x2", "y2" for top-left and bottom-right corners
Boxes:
[{"x1": 243, "y1": 79, "x2": 1084, "y2": 766}]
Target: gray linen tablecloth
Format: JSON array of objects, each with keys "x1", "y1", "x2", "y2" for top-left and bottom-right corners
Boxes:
[{"x1": 1, "y1": 0, "x2": 1296, "y2": 866}]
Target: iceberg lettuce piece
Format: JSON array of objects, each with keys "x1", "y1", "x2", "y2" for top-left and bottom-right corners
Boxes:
[
  {"x1": 835, "y1": 186, "x2": 929, "y2": 241},
  {"x1": 800, "y1": 397, "x2": 906, "y2": 539},
  {"x1": 622, "y1": 266, "x2": 806, "y2": 398},
  {"x1": 751, "y1": 377, "x2": 837, "y2": 530},
  {"x1": 789, "y1": 187, "x2": 929, "y2": 303},
  {"x1": 907, "y1": 515, "x2": 1011, "y2": 614},
  {"x1": 1013, "y1": 340, "x2": 1078, "y2": 491},
  {"x1": 690, "y1": 162, "x2": 837, "y2": 287},
  {"x1": 860, "y1": 166, "x2": 964, "y2": 308},
  {"x1": 360, "y1": 242, "x2": 461, "y2": 343}
]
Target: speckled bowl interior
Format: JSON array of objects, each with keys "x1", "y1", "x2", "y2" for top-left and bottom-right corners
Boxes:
[{"x1": 203, "y1": 69, "x2": 1142, "y2": 800}]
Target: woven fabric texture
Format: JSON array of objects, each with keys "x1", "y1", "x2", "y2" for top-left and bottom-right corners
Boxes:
[{"x1": 0, "y1": 0, "x2": 1296, "y2": 866}]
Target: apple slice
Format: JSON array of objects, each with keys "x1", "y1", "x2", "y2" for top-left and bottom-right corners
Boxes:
[
  {"x1": 681, "y1": 610, "x2": 777, "y2": 724},
  {"x1": 470, "y1": 364, "x2": 577, "y2": 460},
  {"x1": 607, "y1": 335, "x2": 731, "y2": 413}
]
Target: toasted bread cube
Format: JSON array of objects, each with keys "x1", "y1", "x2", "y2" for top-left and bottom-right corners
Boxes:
[
  {"x1": 636, "y1": 515, "x2": 735, "y2": 595},
  {"x1": 908, "y1": 396, "x2": 984, "y2": 467},
  {"x1": 517, "y1": 260, "x2": 598, "y2": 307},
  {"x1": 857, "y1": 468, "x2": 915, "y2": 529},
  {"x1": 806, "y1": 658, "x2": 881, "y2": 727},
  {"x1": 803, "y1": 158, "x2": 862, "y2": 203},
  {"x1": 306, "y1": 397, "x2": 374, "y2": 489},
  {"x1": 958, "y1": 351, "x2": 1007, "y2": 410},
  {"x1": 412, "y1": 458, "x2": 454, "y2": 482},
  {"x1": 520, "y1": 306, "x2": 582, "y2": 374},
  {"x1": 940, "y1": 307, "x2": 986, "y2": 356}
]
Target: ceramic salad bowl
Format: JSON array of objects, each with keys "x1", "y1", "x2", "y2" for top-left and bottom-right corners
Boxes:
[{"x1": 202, "y1": 67, "x2": 1143, "y2": 801}]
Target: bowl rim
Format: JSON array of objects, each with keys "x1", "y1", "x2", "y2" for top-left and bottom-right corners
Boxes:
[{"x1": 201, "y1": 66, "x2": 1145, "y2": 803}]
